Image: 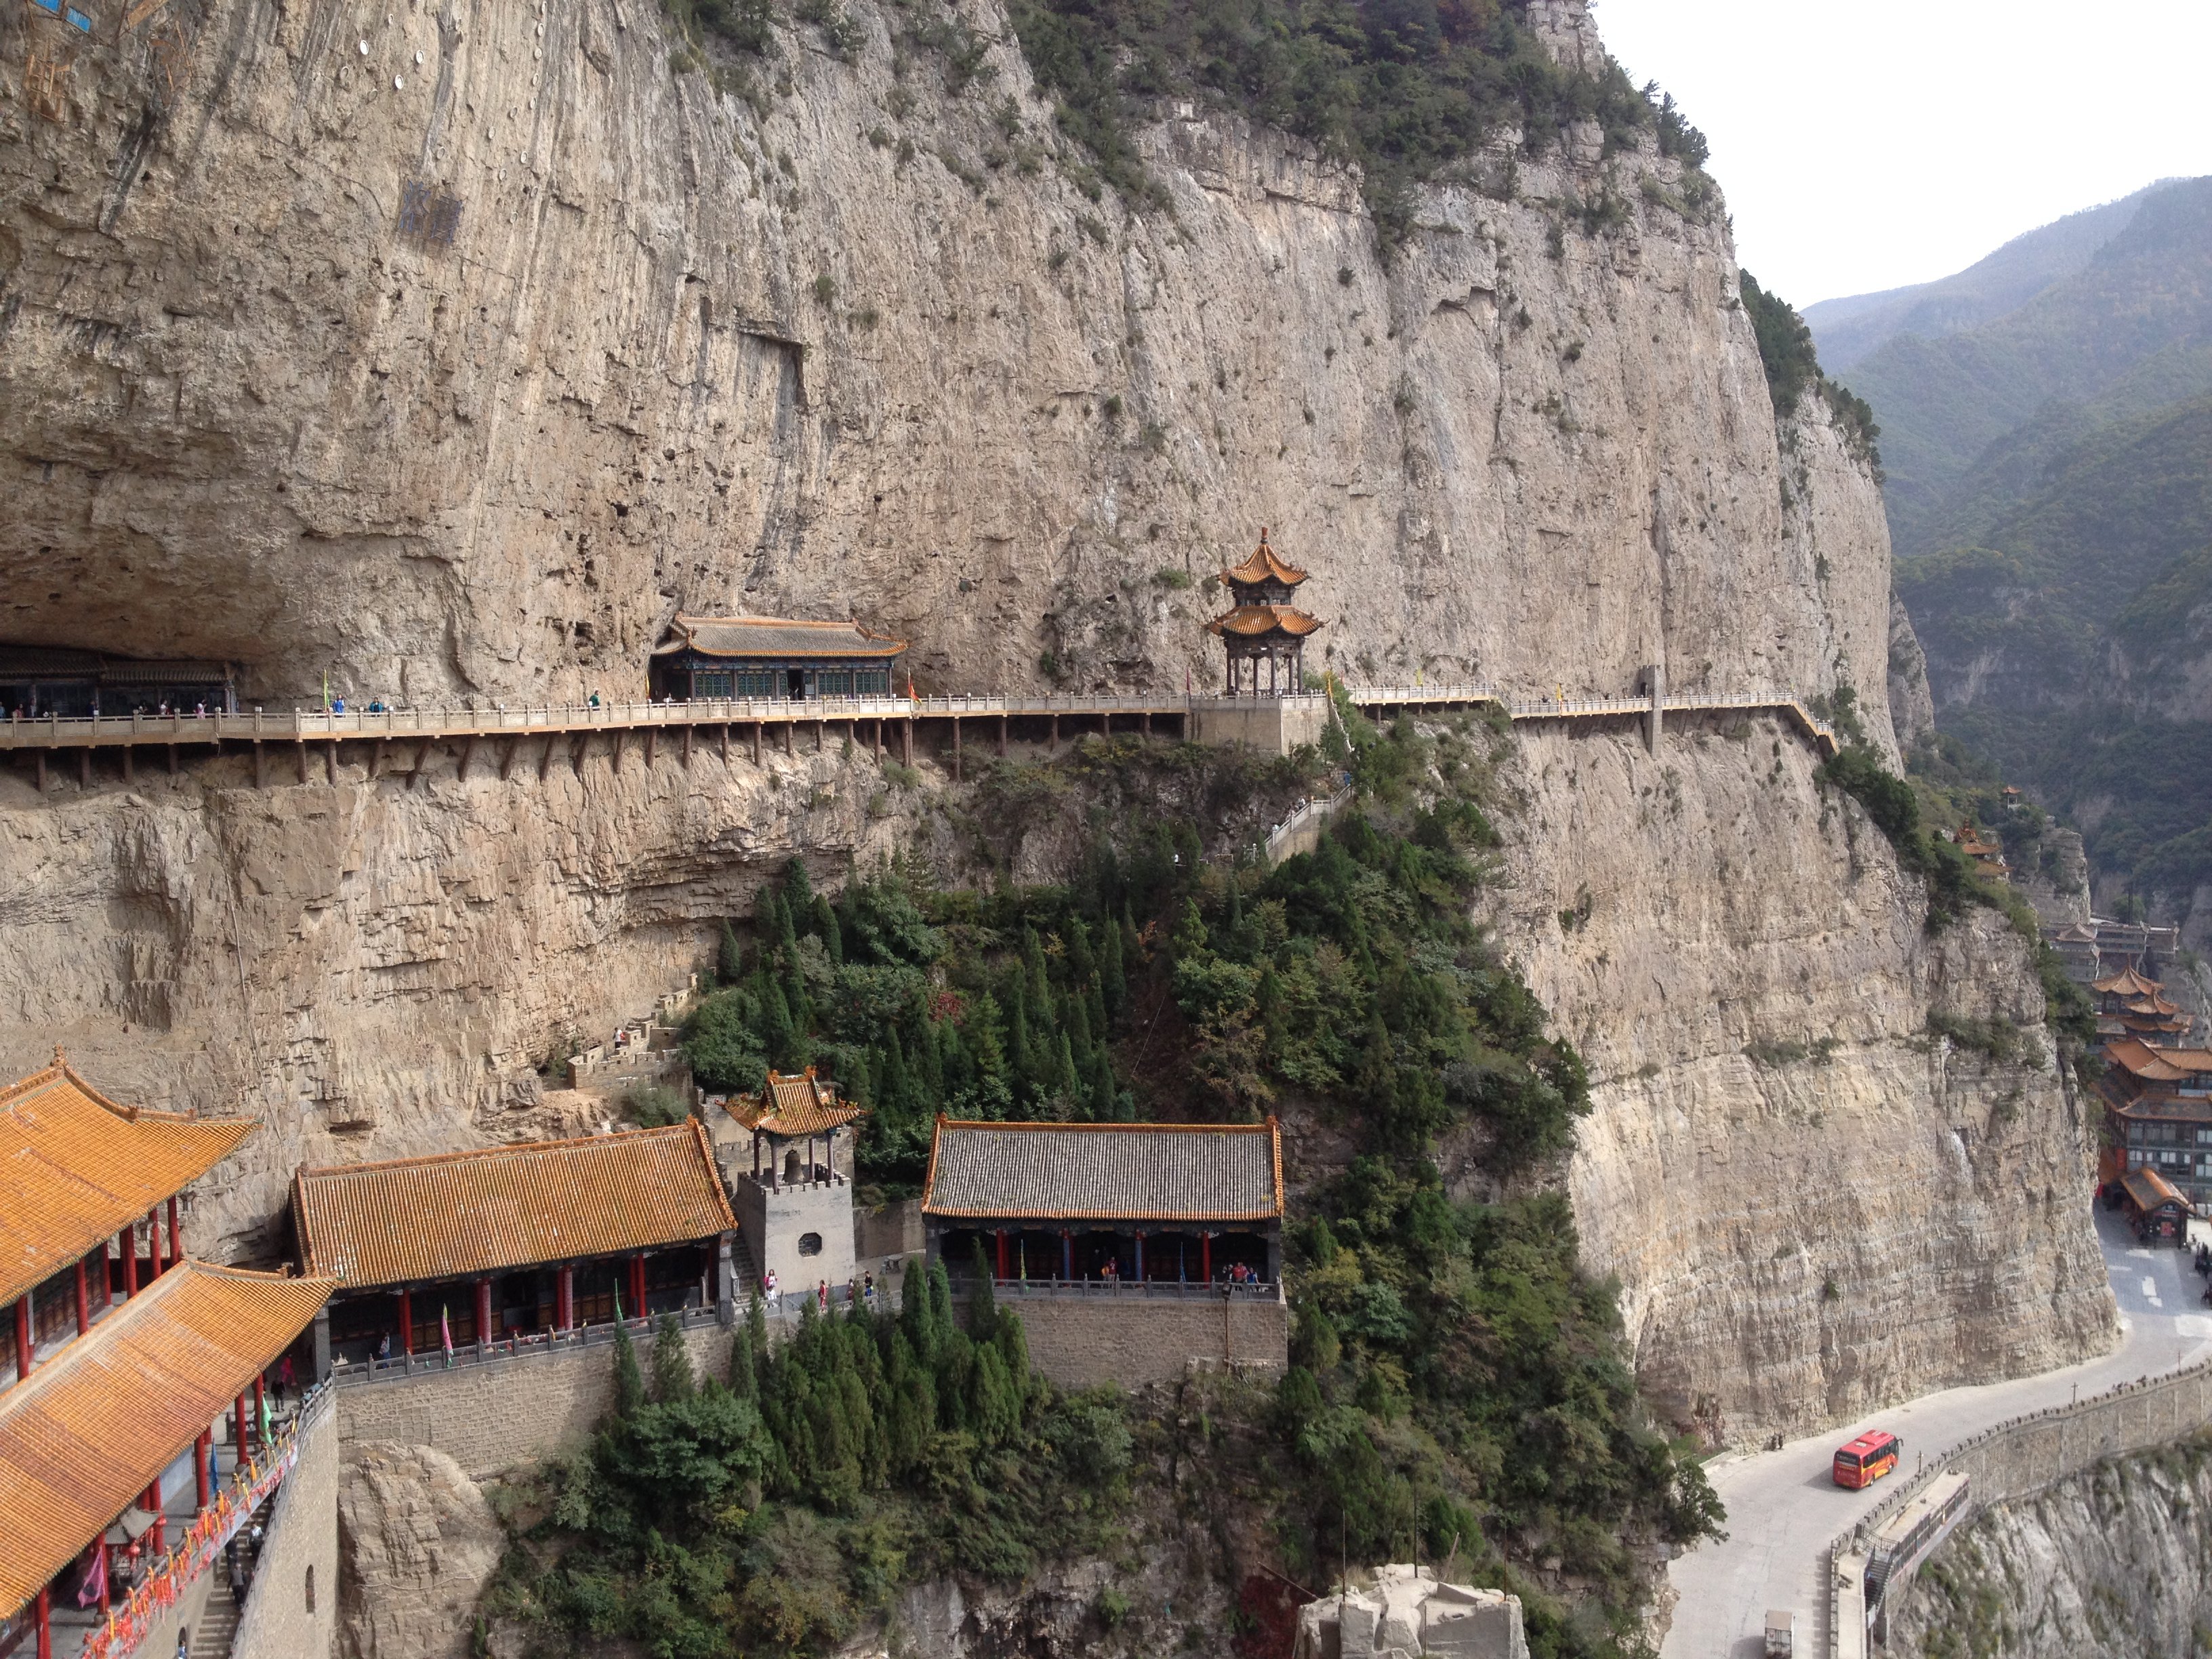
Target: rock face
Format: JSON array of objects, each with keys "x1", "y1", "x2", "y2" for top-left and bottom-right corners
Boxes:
[
  {"x1": 1490, "y1": 714, "x2": 2114, "y2": 1439},
  {"x1": 0, "y1": 0, "x2": 2114, "y2": 1436},
  {"x1": 0, "y1": 736, "x2": 920, "y2": 1254},
  {"x1": 337, "y1": 1440, "x2": 504, "y2": 1659},
  {"x1": 0, "y1": 0, "x2": 1884, "y2": 720},
  {"x1": 1888, "y1": 1440, "x2": 2212, "y2": 1658}
]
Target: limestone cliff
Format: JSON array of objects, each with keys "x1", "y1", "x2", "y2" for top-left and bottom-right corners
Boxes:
[
  {"x1": 0, "y1": 0, "x2": 2114, "y2": 1441},
  {"x1": 1889, "y1": 1437, "x2": 2212, "y2": 1658},
  {"x1": 1488, "y1": 714, "x2": 2113, "y2": 1439}
]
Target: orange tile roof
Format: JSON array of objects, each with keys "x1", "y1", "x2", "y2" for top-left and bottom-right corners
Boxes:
[
  {"x1": 292, "y1": 1120, "x2": 736, "y2": 1290},
  {"x1": 0, "y1": 1057, "x2": 255, "y2": 1309},
  {"x1": 1222, "y1": 529, "x2": 1309, "y2": 590},
  {"x1": 2094, "y1": 966, "x2": 2165, "y2": 998},
  {"x1": 725, "y1": 1069, "x2": 865, "y2": 1138},
  {"x1": 0, "y1": 1261, "x2": 332, "y2": 1617},
  {"x1": 2104, "y1": 1038, "x2": 2212, "y2": 1082},
  {"x1": 921, "y1": 1118, "x2": 1284, "y2": 1222},
  {"x1": 2121, "y1": 1166, "x2": 2190, "y2": 1213},
  {"x1": 1206, "y1": 604, "x2": 1326, "y2": 639},
  {"x1": 655, "y1": 615, "x2": 909, "y2": 660}
]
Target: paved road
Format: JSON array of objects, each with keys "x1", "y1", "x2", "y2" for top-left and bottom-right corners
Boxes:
[{"x1": 1661, "y1": 1205, "x2": 2212, "y2": 1658}]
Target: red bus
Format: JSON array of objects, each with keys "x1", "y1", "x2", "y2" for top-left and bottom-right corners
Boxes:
[{"x1": 1833, "y1": 1429, "x2": 1901, "y2": 1489}]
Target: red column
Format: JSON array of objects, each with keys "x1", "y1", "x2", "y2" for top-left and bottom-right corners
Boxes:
[
  {"x1": 558, "y1": 1266, "x2": 575, "y2": 1330},
  {"x1": 254, "y1": 1376, "x2": 266, "y2": 1427},
  {"x1": 122, "y1": 1225, "x2": 138, "y2": 1297},
  {"x1": 1134, "y1": 1230, "x2": 1145, "y2": 1282},
  {"x1": 234, "y1": 1393, "x2": 249, "y2": 1457},
  {"x1": 475, "y1": 1277, "x2": 493, "y2": 1347},
  {"x1": 1201, "y1": 1232, "x2": 1212, "y2": 1283},
  {"x1": 144, "y1": 1207, "x2": 161, "y2": 1279},
  {"x1": 98, "y1": 1540, "x2": 112, "y2": 1612},
  {"x1": 33, "y1": 1586, "x2": 49, "y2": 1659},
  {"x1": 193, "y1": 1431, "x2": 211, "y2": 1510},
  {"x1": 167, "y1": 1196, "x2": 182, "y2": 1267},
  {"x1": 630, "y1": 1255, "x2": 647, "y2": 1319},
  {"x1": 14, "y1": 1295, "x2": 28, "y2": 1380},
  {"x1": 73, "y1": 1259, "x2": 88, "y2": 1336},
  {"x1": 397, "y1": 1290, "x2": 413, "y2": 1356},
  {"x1": 994, "y1": 1230, "x2": 1008, "y2": 1281},
  {"x1": 143, "y1": 1481, "x2": 165, "y2": 1554}
]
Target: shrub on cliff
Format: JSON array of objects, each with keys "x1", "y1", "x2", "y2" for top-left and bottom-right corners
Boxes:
[{"x1": 1741, "y1": 271, "x2": 1884, "y2": 470}]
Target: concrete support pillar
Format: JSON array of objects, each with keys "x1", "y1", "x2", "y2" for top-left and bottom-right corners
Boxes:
[
  {"x1": 952, "y1": 718, "x2": 961, "y2": 781},
  {"x1": 902, "y1": 720, "x2": 914, "y2": 766},
  {"x1": 1643, "y1": 663, "x2": 1664, "y2": 755},
  {"x1": 753, "y1": 722, "x2": 763, "y2": 764},
  {"x1": 998, "y1": 714, "x2": 1007, "y2": 756}
]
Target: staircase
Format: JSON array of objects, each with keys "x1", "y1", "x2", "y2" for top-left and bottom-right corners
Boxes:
[
  {"x1": 729, "y1": 1231, "x2": 760, "y2": 1302},
  {"x1": 188, "y1": 1575, "x2": 241, "y2": 1659}
]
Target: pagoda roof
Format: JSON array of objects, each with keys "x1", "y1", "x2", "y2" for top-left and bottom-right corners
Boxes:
[
  {"x1": 921, "y1": 1118, "x2": 1284, "y2": 1223},
  {"x1": 2121, "y1": 1166, "x2": 2190, "y2": 1214},
  {"x1": 0, "y1": 1261, "x2": 333, "y2": 1619},
  {"x1": 725, "y1": 1069, "x2": 866, "y2": 1138},
  {"x1": 0, "y1": 1057, "x2": 255, "y2": 1309},
  {"x1": 2094, "y1": 966, "x2": 2165, "y2": 998},
  {"x1": 1206, "y1": 605, "x2": 1326, "y2": 640},
  {"x1": 1221, "y1": 529, "x2": 1309, "y2": 589},
  {"x1": 652, "y1": 615, "x2": 908, "y2": 661},
  {"x1": 2103, "y1": 1038, "x2": 2212, "y2": 1082},
  {"x1": 292, "y1": 1121, "x2": 735, "y2": 1290},
  {"x1": 2053, "y1": 922, "x2": 2100, "y2": 943},
  {"x1": 2124, "y1": 994, "x2": 2185, "y2": 1016}
]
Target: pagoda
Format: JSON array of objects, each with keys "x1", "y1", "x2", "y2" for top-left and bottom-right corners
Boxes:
[
  {"x1": 1205, "y1": 529, "x2": 1324, "y2": 697},
  {"x1": 2092, "y1": 964, "x2": 2193, "y2": 1045}
]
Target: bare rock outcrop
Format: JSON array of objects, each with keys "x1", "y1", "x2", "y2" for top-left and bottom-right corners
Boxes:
[
  {"x1": 337, "y1": 1440, "x2": 504, "y2": 1659},
  {"x1": 1888, "y1": 1439, "x2": 2212, "y2": 1658},
  {"x1": 1492, "y1": 716, "x2": 2114, "y2": 1439}
]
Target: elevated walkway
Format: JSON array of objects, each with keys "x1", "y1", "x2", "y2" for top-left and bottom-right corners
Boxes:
[{"x1": 0, "y1": 684, "x2": 1839, "y2": 790}]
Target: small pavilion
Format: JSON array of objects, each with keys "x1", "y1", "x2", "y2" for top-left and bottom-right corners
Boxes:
[
  {"x1": 1204, "y1": 530, "x2": 1324, "y2": 697},
  {"x1": 2093, "y1": 965, "x2": 2192, "y2": 1044},
  {"x1": 292, "y1": 1121, "x2": 739, "y2": 1372},
  {"x1": 920, "y1": 1118, "x2": 1284, "y2": 1286},
  {"x1": 649, "y1": 615, "x2": 907, "y2": 702},
  {"x1": 720, "y1": 1069, "x2": 864, "y2": 1300}
]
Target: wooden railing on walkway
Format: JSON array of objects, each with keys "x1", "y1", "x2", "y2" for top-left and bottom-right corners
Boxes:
[{"x1": 0, "y1": 684, "x2": 1840, "y2": 787}]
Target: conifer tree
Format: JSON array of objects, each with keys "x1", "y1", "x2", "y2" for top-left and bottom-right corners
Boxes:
[
  {"x1": 1090, "y1": 1046, "x2": 1118, "y2": 1122},
  {"x1": 971, "y1": 1342, "x2": 1018, "y2": 1447},
  {"x1": 746, "y1": 1289, "x2": 769, "y2": 1364},
  {"x1": 939, "y1": 1019, "x2": 975, "y2": 1100},
  {"x1": 1099, "y1": 909, "x2": 1125, "y2": 1015},
  {"x1": 1006, "y1": 981, "x2": 1033, "y2": 1090},
  {"x1": 968, "y1": 1238, "x2": 998, "y2": 1341},
  {"x1": 845, "y1": 1046, "x2": 876, "y2": 1109},
  {"x1": 652, "y1": 1313, "x2": 696, "y2": 1401},
  {"x1": 968, "y1": 995, "x2": 1008, "y2": 1091},
  {"x1": 1067, "y1": 916, "x2": 1096, "y2": 987},
  {"x1": 755, "y1": 886, "x2": 787, "y2": 962},
  {"x1": 613, "y1": 1319, "x2": 646, "y2": 1418},
  {"x1": 759, "y1": 980, "x2": 796, "y2": 1068},
  {"x1": 994, "y1": 1310, "x2": 1031, "y2": 1411},
  {"x1": 915, "y1": 1011, "x2": 945, "y2": 1102},
  {"x1": 1067, "y1": 987, "x2": 1092, "y2": 1053},
  {"x1": 1052, "y1": 1033, "x2": 1080, "y2": 1103},
  {"x1": 1023, "y1": 925, "x2": 1051, "y2": 1009},
  {"x1": 928, "y1": 1256, "x2": 957, "y2": 1347},
  {"x1": 880, "y1": 1029, "x2": 912, "y2": 1117},
  {"x1": 718, "y1": 920, "x2": 745, "y2": 985},
  {"x1": 813, "y1": 893, "x2": 843, "y2": 963},
  {"x1": 729, "y1": 1317, "x2": 758, "y2": 1399},
  {"x1": 783, "y1": 857, "x2": 816, "y2": 921},
  {"x1": 900, "y1": 1258, "x2": 937, "y2": 1363}
]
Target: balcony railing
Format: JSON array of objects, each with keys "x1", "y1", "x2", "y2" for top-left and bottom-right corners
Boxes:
[{"x1": 329, "y1": 1302, "x2": 726, "y2": 1387}]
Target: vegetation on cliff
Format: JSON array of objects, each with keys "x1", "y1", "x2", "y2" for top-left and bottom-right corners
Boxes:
[
  {"x1": 1738, "y1": 272, "x2": 1882, "y2": 469},
  {"x1": 650, "y1": 724, "x2": 1723, "y2": 1656},
  {"x1": 1006, "y1": 0, "x2": 1704, "y2": 253}
]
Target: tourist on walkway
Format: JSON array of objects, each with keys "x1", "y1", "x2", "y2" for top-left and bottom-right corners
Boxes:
[
  {"x1": 817, "y1": 1279, "x2": 828, "y2": 1312},
  {"x1": 763, "y1": 1267, "x2": 779, "y2": 1311},
  {"x1": 863, "y1": 1273, "x2": 876, "y2": 1311}
]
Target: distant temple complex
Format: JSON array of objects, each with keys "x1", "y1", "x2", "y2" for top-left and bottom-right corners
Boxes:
[
  {"x1": 1, "y1": 645, "x2": 238, "y2": 718},
  {"x1": 1205, "y1": 531, "x2": 1324, "y2": 697},
  {"x1": 649, "y1": 615, "x2": 907, "y2": 702},
  {"x1": 2093, "y1": 962, "x2": 2212, "y2": 1221}
]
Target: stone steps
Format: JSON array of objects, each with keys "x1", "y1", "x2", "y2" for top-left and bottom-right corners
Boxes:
[{"x1": 189, "y1": 1574, "x2": 240, "y2": 1659}]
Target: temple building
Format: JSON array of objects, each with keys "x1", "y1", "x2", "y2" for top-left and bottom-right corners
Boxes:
[
  {"x1": 292, "y1": 1122, "x2": 739, "y2": 1374},
  {"x1": 648, "y1": 614, "x2": 907, "y2": 702},
  {"x1": 720, "y1": 1069, "x2": 864, "y2": 1300},
  {"x1": 0, "y1": 1055, "x2": 329, "y2": 1659},
  {"x1": 1954, "y1": 821, "x2": 2007, "y2": 875},
  {"x1": 0, "y1": 644, "x2": 239, "y2": 719},
  {"x1": 920, "y1": 1118, "x2": 1285, "y2": 1286},
  {"x1": 2091, "y1": 965, "x2": 2193, "y2": 1045},
  {"x1": 1204, "y1": 531, "x2": 1324, "y2": 697},
  {"x1": 2097, "y1": 1036, "x2": 2212, "y2": 1210}
]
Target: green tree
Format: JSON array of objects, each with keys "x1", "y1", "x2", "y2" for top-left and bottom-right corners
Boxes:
[
  {"x1": 653, "y1": 1313, "x2": 697, "y2": 1402},
  {"x1": 613, "y1": 1319, "x2": 646, "y2": 1418},
  {"x1": 718, "y1": 919, "x2": 745, "y2": 984},
  {"x1": 813, "y1": 894, "x2": 844, "y2": 963}
]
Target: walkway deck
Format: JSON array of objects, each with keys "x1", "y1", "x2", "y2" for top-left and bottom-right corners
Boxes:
[{"x1": 0, "y1": 685, "x2": 1837, "y2": 790}]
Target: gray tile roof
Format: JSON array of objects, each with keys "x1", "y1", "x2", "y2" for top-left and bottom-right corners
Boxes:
[
  {"x1": 655, "y1": 615, "x2": 907, "y2": 659},
  {"x1": 922, "y1": 1120, "x2": 1283, "y2": 1222}
]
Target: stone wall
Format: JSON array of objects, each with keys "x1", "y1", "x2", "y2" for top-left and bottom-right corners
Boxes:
[
  {"x1": 235, "y1": 1393, "x2": 340, "y2": 1659},
  {"x1": 1189, "y1": 696, "x2": 1331, "y2": 757},
  {"x1": 733, "y1": 1175, "x2": 857, "y2": 1303},
  {"x1": 1006, "y1": 1292, "x2": 1288, "y2": 1390},
  {"x1": 336, "y1": 1322, "x2": 734, "y2": 1479},
  {"x1": 1832, "y1": 1356, "x2": 2212, "y2": 1658}
]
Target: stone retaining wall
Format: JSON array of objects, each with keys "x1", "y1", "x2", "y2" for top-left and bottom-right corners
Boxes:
[
  {"x1": 235, "y1": 1393, "x2": 340, "y2": 1659},
  {"x1": 1828, "y1": 1355, "x2": 2212, "y2": 1657},
  {"x1": 1009, "y1": 1292, "x2": 1290, "y2": 1389},
  {"x1": 337, "y1": 1324, "x2": 734, "y2": 1479}
]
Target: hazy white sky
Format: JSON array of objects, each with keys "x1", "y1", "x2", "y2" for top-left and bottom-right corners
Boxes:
[{"x1": 1593, "y1": 0, "x2": 2212, "y2": 307}]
